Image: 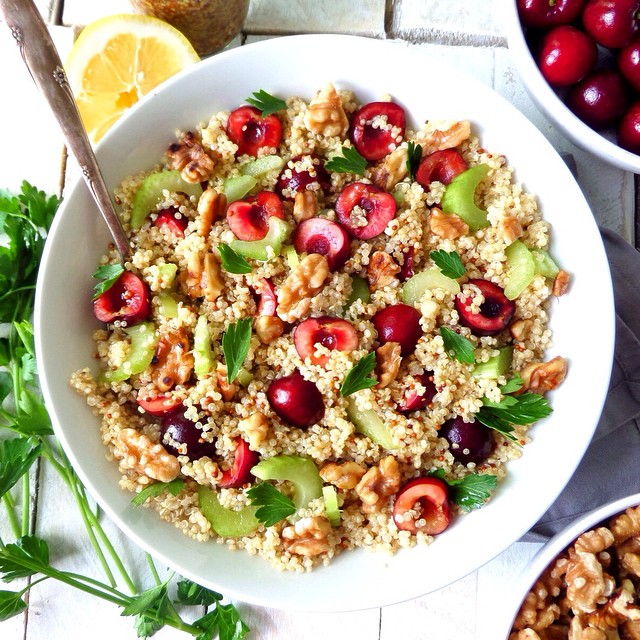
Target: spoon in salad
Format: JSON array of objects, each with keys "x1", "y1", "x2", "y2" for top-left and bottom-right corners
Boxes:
[{"x1": 0, "y1": 0, "x2": 130, "y2": 259}]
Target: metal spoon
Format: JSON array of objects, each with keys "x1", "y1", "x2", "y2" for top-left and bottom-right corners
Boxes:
[{"x1": 0, "y1": 0, "x2": 130, "y2": 259}]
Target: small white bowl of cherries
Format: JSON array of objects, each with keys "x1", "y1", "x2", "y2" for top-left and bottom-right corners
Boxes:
[{"x1": 509, "y1": 0, "x2": 640, "y2": 172}]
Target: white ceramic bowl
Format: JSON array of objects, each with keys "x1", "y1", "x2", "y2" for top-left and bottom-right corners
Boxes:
[
  {"x1": 498, "y1": 492, "x2": 640, "y2": 638},
  {"x1": 35, "y1": 34, "x2": 615, "y2": 611},
  {"x1": 505, "y1": 0, "x2": 640, "y2": 174}
]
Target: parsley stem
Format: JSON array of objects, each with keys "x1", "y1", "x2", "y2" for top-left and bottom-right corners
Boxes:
[
  {"x1": 146, "y1": 553, "x2": 161, "y2": 586},
  {"x1": 21, "y1": 472, "x2": 30, "y2": 536},
  {"x1": 2, "y1": 492, "x2": 21, "y2": 539}
]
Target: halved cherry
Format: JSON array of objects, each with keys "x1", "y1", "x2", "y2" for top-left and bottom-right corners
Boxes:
[
  {"x1": 153, "y1": 207, "x2": 188, "y2": 237},
  {"x1": 293, "y1": 218, "x2": 350, "y2": 271},
  {"x1": 293, "y1": 316, "x2": 359, "y2": 366},
  {"x1": 393, "y1": 477, "x2": 451, "y2": 535},
  {"x1": 415, "y1": 149, "x2": 468, "y2": 190},
  {"x1": 454, "y1": 279, "x2": 516, "y2": 337},
  {"x1": 372, "y1": 303, "x2": 422, "y2": 356},
  {"x1": 226, "y1": 191, "x2": 285, "y2": 241},
  {"x1": 93, "y1": 271, "x2": 151, "y2": 326},
  {"x1": 399, "y1": 246, "x2": 415, "y2": 281},
  {"x1": 275, "y1": 154, "x2": 331, "y2": 199},
  {"x1": 254, "y1": 278, "x2": 277, "y2": 316},
  {"x1": 218, "y1": 437, "x2": 260, "y2": 488},
  {"x1": 335, "y1": 182, "x2": 397, "y2": 240},
  {"x1": 226, "y1": 105, "x2": 282, "y2": 157},
  {"x1": 397, "y1": 372, "x2": 437, "y2": 413},
  {"x1": 350, "y1": 101, "x2": 406, "y2": 161},
  {"x1": 137, "y1": 393, "x2": 182, "y2": 416}
]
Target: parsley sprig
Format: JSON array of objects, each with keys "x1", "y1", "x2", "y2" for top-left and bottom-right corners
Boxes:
[
  {"x1": 325, "y1": 146, "x2": 367, "y2": 176},
  {"x1": 131, "y1": 479, "x2": 185, "y2": 507},
  {"x1": 222, "y1": 318, "x2": 252, "y2": 383},
  {"x1": 218, "y1": 243, "x2": 252, "y2": 275},
  {"x1": 430, "y1": 249, "x2": 466, "y2": 279},
  {"x1": 406, "y1": 141, "x2": 423, "y2": 181},
  {"x1": 0, "y1": 183, "x2": 248, "y2": 639},
  {"x1": 440, "y1": 327, "x2": 475, "y2": 364},
  {"x1": 340, "y1": 352, "x2": 377, "y2": 396},
  {"x1": 92, "y1": 263, "x2": 124, "y2": 299},
  {"x1": 431, "y1": 469, "x2": 497, "y2": 512},
  {"x1": 246, "y1": 482, "x2": 296, "y2": 526},
  {"x1": 246, "y1": 89, "x2": 287, "y2": 116}
]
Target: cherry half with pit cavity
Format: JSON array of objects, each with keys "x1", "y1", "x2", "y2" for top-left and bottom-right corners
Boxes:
[
  {"x1": 226, "y1": 105, "x2": 282, "y2": 157},
  {"x1": 276, "y1": 154, "x2": 331, "y2": 200},
  {"x1": 393, "y1": 476, "x2": 451, "y2": 535},
  {"x1": 293, "y1": 316, "x2": 359, "y2": 366},
  {"x1": 335, "y1": 182, "x2": 397, "y2": 240},
  {"x1": 93, "y1": 271, "x2": 151, "y2": 326},
  {"x1": 454, "y1": 279, "x2": 515, "y2": 337},
  {"x1": 226, "y1": 191, "x2": 285, "y2": 241},
  {"x1": 293, "y1": 217, "x2": 351, "y2": 271},
  {"x1": 350, "y1": 101, "x2": 406, "y2": 161},
  {"x1": 153, "y1": 207, "x2": 188, "y2": 237},
  {"x1": 415, "y1": 149, "x2": 468, "y2": 190},
  {"x1": 218, "y1": 437, "x2": 260, "y2": 488}
]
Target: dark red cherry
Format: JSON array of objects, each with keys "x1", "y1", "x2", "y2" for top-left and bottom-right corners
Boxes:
[
  {"x1": 517, "y1": 0, "x2": 588, "y2": 29},
  {"x1": 440, "y1": 416, "x2": 493, "y2": 465},
  {"x1": 218, "y1": 438, "x2": 260, "y2": 488},
  {"x1": 618, "y1": 101, "x2": 640, "y2": 153},
  {"x1": 567, "y1": 69, "x2": 628, "y2": 130},
  {"x1": 455, "y1": 279, "x2": 515, "y2": 337},
  {"x1": 335, "y1": 182, "x2": 396, "y2": 240},
  {"x1": 372, "y1": 303, "x2": 423, "y2": 356},
  {"x1": 415, "y1": 149, "x2": 468, "y2": 189},
  {"x1": 276, "y1": 154, "x2": 331, "y2": 200},
  {"x1": 160, "y1": 408, "x2": 216, "y2": 459},
  {"x1": 538, "y1": 26, "x2": 597, "y2": 88},
  {"x1": 226, "y1": 105, "x2": 282, "y2": 157},
  {"x1": 350, "y1": 101, "x2": 406, "y2": 161},
  {"x1": 293, "y1": 218, "x2": 350, "y2": 271},
  {"x1": 93, "y1": 271, "x2": 151, "y2": 326},
  {"x1": 154, "y1": 207, "x2": 188, "y2": 236},
  {"x1": 267, "y1": 372, "x2": 325, "y2": 427},
  {"x1": 583, "y1": 0, "x2": 640, "y2": 49}
]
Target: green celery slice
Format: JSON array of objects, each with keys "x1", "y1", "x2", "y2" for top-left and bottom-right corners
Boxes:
[
  {"x1": 223, "y1": 175, "x2": 258, "y2": 203},
  {"x1": 193, "y1": 315, "x2": 215, "y2": 379},
  {"x1": 531, "y1": 249, "x2": 560, "y2": 279},
  {"x1": 345, "y1": 275, "x2": 371, "y2": 308},
  {"x1": 229, "y1": 217, "x2": 291, "y2": 261},
  {"x1": 240, "y1": 155, "x2": 285, "y2": 178},
  {"x1": 157, "y1": 263, "x2": 178, "y2": 289},
  {"x1": 472, "y1": 346, "x2": 513, "y2": 379},
  {"x1": 156, "y1": 293, "x2": 178, "y2": 319},
  {"x1": 346, "y1": 398, "x2": 398, "y2": 450},
  {"x1": 401, "y1": 268, "x2": 460, "y2": 305},
  {"x1": 322, "y1": 485, "x2": 341, "y2": 527},
  {"x1": 504, "y1": 240, "x2": 536, "y2": 300},
  {"x1": 282, "y1": 244, "x2": 300, "y2": 269},
  {"x1": 102, "y1": 322, "x2": 157, "y2": 383},
  {"x1": 251, "y1": 455, "x2": 323, "y2": 512},
  {"x1": 441, "y1": 164, "x2": 490, "y2": 232},
  {"x1": 236, "y1": 367, "x2": 254, "y2": 387},
  {"x1": 131, "y1": 170, "x2": 202, "y2": 230},
  {"x1": 197, "y1": 486, "x2": 259, "y2": 537}
]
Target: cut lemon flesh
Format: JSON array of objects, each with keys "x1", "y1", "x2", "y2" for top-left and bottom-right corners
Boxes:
[{"x1": 65, "y1": 14, "x2": 199, "y2": 142}]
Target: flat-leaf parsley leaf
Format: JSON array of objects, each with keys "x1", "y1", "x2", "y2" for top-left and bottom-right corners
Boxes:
[
  {"x1": 218, "y1": 243, "x2": 252, "y2": 274},
  {"x1": 325, "y1": 146, "x2": 367, "y2": 176},
  {"x1": 246, "y1": 482, "x2": 296, "y2": 526},
  {"x1": 406, "y1": 140, "x2": 423, "y2": 181},
  {"x1": 439, "y1": 327, "x2": 475, "y2": 364},
  {"x1": 430, "y1": 249, "x2": 466, "y2": 279},
  {"x1": 246, "y1": 90, "x2": 287, "y2": 117},
  {"x1": 92, "y1": 263, "x2": 124, "y2": 299},
  {"x1": 340, "y1": 351, "x2": 377, "y2": 396},
  {"x1": 431, "y1": 469, "x2": 497, "y2": 512},
  {"x1": 222, "y1": 318, "x2": 252, "y2": 383}
]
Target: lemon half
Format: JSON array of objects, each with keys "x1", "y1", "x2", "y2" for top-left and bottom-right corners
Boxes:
[{"x1": 66, "y1": 14, "x2": 200, "y2": 143}]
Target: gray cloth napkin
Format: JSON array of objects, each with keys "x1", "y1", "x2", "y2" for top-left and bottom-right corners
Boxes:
[{"x1": 523, "y1": 228, "x2": 640, "y2": 541}]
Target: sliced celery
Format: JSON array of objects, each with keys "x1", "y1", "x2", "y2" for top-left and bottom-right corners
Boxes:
[
  {"x1": 131, "y1": 170, "x2": 202, "y2": 230},
  {"x1": 282, "y1": 244, "x2": 300, "y2": 269},
  {"x1": 240, "y1": 155, "x2": 285, "y2": 178},
  {"x1": 401, "y1": 268, "x2": 460, "y2": 305},
  {"x1": 156, "y1": 293, "x2": 178, "y2": 319},
  {"x1": 345, "y1": 275, "x2": 371, "y2": 308},
  {"x1": 236, "y1": 367, "x2": 254, "y2": 387},
  {"x1": 102, "y1": 322, "x2": 157, "y2": 383},
  {"x1": 531, "y1": 249, "x2": 560, "y2": 279},
  {"x1": 157, "y1": 263, "x2": 178, "y2": 289},
  {"x1": 193, "y1": 315, "x2": 215, "y2": 379},
  {"x1": 229, "y1": 217, "x2": 291, "y2": 261},
  {"x1": 251, "y1": 455, "x2": 323, "y2": 512},
  {"x1": 441, "y1": 164, "x2": 490, "y2": 232},
  {"x1": 472, "y1": 346, "x2": 513, "y2": 379},
  {"x1": 197, "y1": 486, "x2": 259, "y2": 537},
  {"x1": 322, "y1": 485, "x2": 341, "y2": 527},
  {"x1": 504, "y1": 240, "x2": 536, "y2": 300},
  {"x1": 223, "y1": 175, "x2": 258, "y2": 203},
  {"x1": 346, "y1": 398, "x2": 398, "y2": 450}
]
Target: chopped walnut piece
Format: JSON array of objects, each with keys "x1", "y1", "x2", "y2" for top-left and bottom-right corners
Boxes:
[
  {"x1": 375, "y1": 342, "x2": 402, "y2": 389},
  {"x1": 520, "y1": 356, "x2": 568, "y2": 394},
  {"x1": 417, "y1": 120, "x2": 471, "y2": 154},
  {"x1": 575, "y1": 528, "x2": 615, "y2": 554},
  {"x1": 179, "y1": 252, "x2": 224, "y2": 301},
  {"x1": 569, "y1": 618, "x2": 607, "y2": 640},
  {"x1": 369, "y1": 146, "x2": 408, "y2": 191},
  {"x1": 430, "y1": 207, "x2": 469, "y2": 239},
  {"x1": 565, "y1": 548, "x2": 609, "y2": 614},
  {"x1": 293, "y1": 190, "x2": 318, "y2": 223},
  {"x1": 116, "y1": 428, "x2": 180, "y2": 483},
  {"x1": 320, "y1": 461, "x2": 367, "y2": 490},
  {"x1": 196, "y1": 189, "x2": 226, "y2": 237},
  {"x1": 304, "y1": 83, "x2": 349, "y2": 138},
  {"x1": 216, "y1": 363, "x2": 237, "y2": 402},
  {"x1": 586, "y1": 579, "x2": 640, "y2": 630},
  {"x1": 499, "y1": 215, "x2": 524, "y2": 245},
  {"x1": 151, "y1": 328, "x2": 194, "y2": 392},
  {"x1": 166, "y1": 131, "x2": 214, "y2": 183},
  {"x1": 254, "y1": 315, "x2": 284, "y2": 344},
  {"x1": 367, "y1": 251, "x2": 400, "y2": 291},
  {"x1": 276, "y1": 253, "x2": 330, "y2": 322},
  {"x1": 622, "y1": 620, "x2": 640, "y2": 640},
  {"x1": 282, "y1": 516, "x2": 332, "y2": 557},
  {"x1": 238, "y1": 412, "x2": 269, "y2": 450},
  {"x1": 203, "y1": 253, "x2": 225, "y2": 302},
  {"x1": 510, "y1": 319, "x2": 534, "y2": 342},
  {"x1": 610, "y1": 507, "x2": 640, "y2": 544},
  {"x1": 553, "y1": 270, "x2": 571, "y2": 297},
  {"x1": 355, "y1": 456, "x2": 401, "y2": 513}
]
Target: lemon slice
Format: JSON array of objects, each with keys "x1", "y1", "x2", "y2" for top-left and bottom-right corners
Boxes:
[{"x1": 65, "y1": 14, "x2": 200, "y2": 143}]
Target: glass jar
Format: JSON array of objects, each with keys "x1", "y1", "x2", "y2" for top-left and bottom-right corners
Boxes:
[{"x1": 131, "y1": 0, "x2": 250, "y2": 56}]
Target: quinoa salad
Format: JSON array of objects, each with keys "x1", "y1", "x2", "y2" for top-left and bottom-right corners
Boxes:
[{"x1": 71, "y1": 83, "x2": 569, "y2": 572}]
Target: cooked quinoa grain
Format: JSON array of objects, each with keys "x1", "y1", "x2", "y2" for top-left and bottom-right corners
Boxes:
[{"x1": 72, "y1": 85, "x2": 567, "y2": 572}]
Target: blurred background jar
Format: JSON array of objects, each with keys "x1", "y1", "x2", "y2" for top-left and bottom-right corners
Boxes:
[{"x1": 130, "y1": 0, "x2": 250, "y2": 56}]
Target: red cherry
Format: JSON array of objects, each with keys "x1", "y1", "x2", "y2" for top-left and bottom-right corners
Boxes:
[
  {"x1": 372, "y1": 303, "x2": 423, "y2": 356},
  {"x1": 582, "y1": 0, "x2": 640, "y2": 48},
  {"x1": 350, "y1": 101, "x2": 406, "y2": 161},
  {"x1": 154, "y1": 207, "x2": 188, "y2": 236},
  {"x1": 93, "y1": 271, "x2": 151, "y2": 326},
  {"x1": 137, "y1": 394, "x2": 182, "y2": 416},
  {"x1": 293, "y1": 316, "x2": 359, "y2": 366},
  {"x1": 618, "y1": 101, "x2": 640, "y2": 153},
  {"x1": 517, "y1": 0, "x2": 588, "y2": 29},
  {"x1": 393, "y1": 477, "x2": 451, "y2": 535},
  {"x1": 276, "y1": 154, "x2": 331, "y2": 200},
  {"x1": 254, "y1": 278, "x2": 277, "y2": 316},
  {"x1": 226, "y1": 191, "x2": 285, "y2": 241},
  {"x1": 397, "y1": 372, "x2": 437, "y2": 413},
  {"x1": 335, "y1": 182, "x2": 397, "y2": 240},
  {"x1": 293, "y1": 218, "x2": 351, "y2": 271},
  {"x1": 415, "y1": 149, "x2": 468, "y2": 190},
  {"x1": 440, "y1": 417, "x2": 494, "y2": 465},
  {"x1": 567, "y1": 69, "x2": 628, "y2": 130},
  {"x1": 226, "y1": 105, "x2": 282, "y2": 157},
  {"x1": 618, "y1": 35, "x2": 640, "y2": 91},
  {"x1": 538, "y1": 26, "x2": 598, "y2": 87},
  {"x1": 454, "y1": 279, "x2": 515, "y2": 337},
  {"x1": 218, "y1": 438, "x2": 260, "y2": 488},
  {"x1": 399, "y1": 246, "x2": 415, "y2": 282},
  {"x1": 267, "y1": 371, "x2": 325, "y2": 427}
]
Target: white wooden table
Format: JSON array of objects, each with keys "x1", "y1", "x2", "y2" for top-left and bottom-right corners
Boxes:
[{"x1": 0, "y1": 2, "x2": 635, "y2": 639}]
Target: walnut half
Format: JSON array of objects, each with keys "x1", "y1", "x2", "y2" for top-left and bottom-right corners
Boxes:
[
  {"x1": 166, "y1": 131, "x2": 214, "y2": 183},
  {"x1": 116, "y1": 428, "x2": 180, "y2": 483},
  {"x1": 282, "y1": 516, "x2": 332, "y2": 557}
]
